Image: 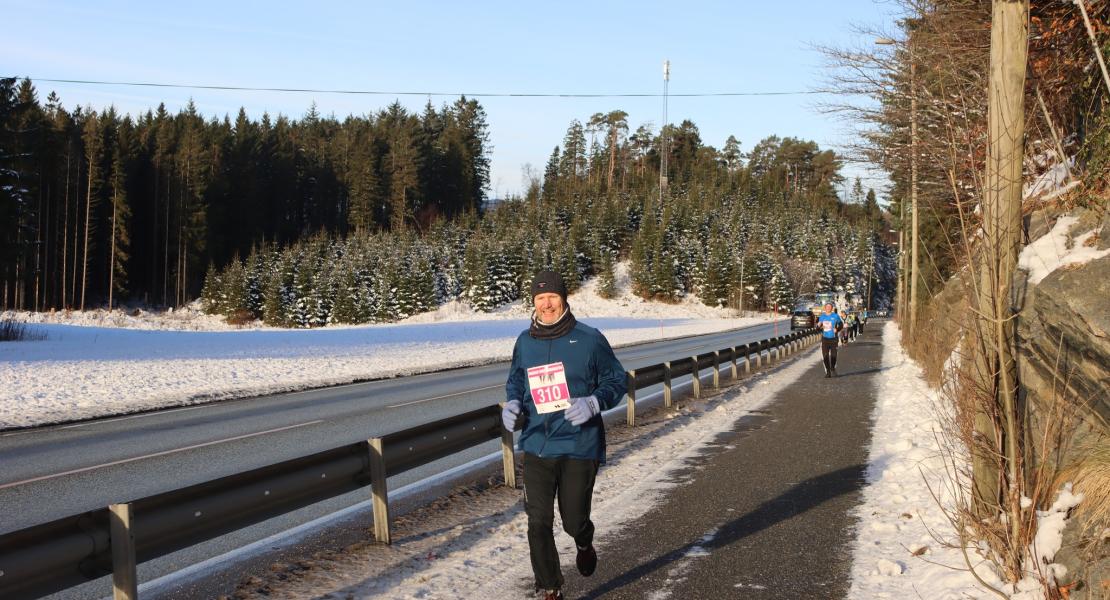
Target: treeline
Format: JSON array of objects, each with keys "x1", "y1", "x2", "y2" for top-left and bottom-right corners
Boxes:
[
  {"x1": 200, "y1": 118, "x2": 894, "y2": 327},
  {"x1": 528, "y1": 112, "x2": 850, "y2": 213},
  {"x1": 0, "y1": 77, "x2": 490, "y2": 311}
]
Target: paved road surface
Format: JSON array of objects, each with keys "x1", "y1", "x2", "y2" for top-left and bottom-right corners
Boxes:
[{"x1": 560, "y1": 324, "x2": 885, "y2": 599}]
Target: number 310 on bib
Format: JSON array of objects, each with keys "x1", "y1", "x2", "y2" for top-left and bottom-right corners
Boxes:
[{"x1": 527, "y1": 362, "x2": 572, "y2": 414}]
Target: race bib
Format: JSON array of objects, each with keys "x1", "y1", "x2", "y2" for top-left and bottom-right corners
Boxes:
[
  {"x1": 823, "y1": 320, "x2": 834, "y2": 332},
  {"x1": 528, "y1": 362, "x2": 571, "y2": 414}
]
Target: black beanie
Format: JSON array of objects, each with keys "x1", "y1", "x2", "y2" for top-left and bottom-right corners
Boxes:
[{"x1": 531, "y1": 270, "x2": 568, "y2": 301}]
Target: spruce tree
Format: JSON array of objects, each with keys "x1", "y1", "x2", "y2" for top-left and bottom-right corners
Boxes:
[{"x1": 597, "y1": 250, "x2": 617, "y2": 299}]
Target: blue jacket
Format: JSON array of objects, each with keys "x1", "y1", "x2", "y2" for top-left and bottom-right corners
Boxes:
[
  {"x1": 505, "y1": 321, "x2": 627, "y2": 461},
  {"x1": 818, "y1": 312, "x2": 843, "y2": 339}
]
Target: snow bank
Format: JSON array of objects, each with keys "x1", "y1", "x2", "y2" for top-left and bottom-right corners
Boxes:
[
  {"x1": 848, "y1": 323, "x2": 1084, "y2": 600},
  {"x1": 847, "y1": 322, "x2": 991, "y2": 599}
]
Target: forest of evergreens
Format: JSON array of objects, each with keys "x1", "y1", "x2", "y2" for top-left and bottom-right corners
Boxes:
[
  {"x1": 0, "y1": 77, "x2": 490, "y2": 311},
  {"x1": 0, "y1": 76, "x2": 894, "y2": 323}
]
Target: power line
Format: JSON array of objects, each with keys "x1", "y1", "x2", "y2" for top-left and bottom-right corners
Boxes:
[{"x1": 5, "y1": 76, "x2": 825, "y2": 98}]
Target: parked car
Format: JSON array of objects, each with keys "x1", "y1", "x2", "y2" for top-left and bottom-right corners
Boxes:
[{"x1": 790, "y1": 310, "x2": 816, "y2": 330}]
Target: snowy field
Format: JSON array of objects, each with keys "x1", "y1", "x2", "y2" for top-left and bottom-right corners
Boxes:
[
  {"x1": 0, "y1": 264, "x2": 776, "y2": 429},
  {"x1": 847, "y1": 323, "x2": 1082, "y2": 600}
]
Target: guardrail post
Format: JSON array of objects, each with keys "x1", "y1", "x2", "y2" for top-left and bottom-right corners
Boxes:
[
  {"x1": 754, "y1": 344, "x2": 762, "y2": 369},
  {"x1": 743, "y1": 344, "x2": 752, "y2": 376},
  {"x1": 690, "y1": 356, "x2": 701, "y2": 399},
  {"x1": 712, "y1": 351, "x2": 720, "y2": 390},
  {"x1": 626, "y1": 371, "x2": 637, "y2": 427},
  {"x1": 368, "y1": 437, "x2": 391, "y2": 545},
  {"x1": 664, "y1": 361, "x2": 672, "y2": 407},
  {"x1": 500, "y1": 420, "x2": 517, "y2": 489},
  {"x1": 109, "y1": 502, "x2": 138, "y2": 600},
  {"x1": 730, "y1": 346, "x2": 738, "y2": 381}
]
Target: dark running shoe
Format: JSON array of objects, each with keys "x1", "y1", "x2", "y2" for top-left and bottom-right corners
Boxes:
[
  {"x1": 577, "y1": 544, "x2": 598, "y2": 577},
  {"x1": 832, "y1": 368, "x2": 838, "y2": 378}
]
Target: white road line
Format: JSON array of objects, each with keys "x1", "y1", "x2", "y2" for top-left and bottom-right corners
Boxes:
[
  {"x1": 387, "y1": 384, "x2": 503, "y2": 408},
  {"x1": 0, "y1": 420, "x2": 324, "y2": 491}
]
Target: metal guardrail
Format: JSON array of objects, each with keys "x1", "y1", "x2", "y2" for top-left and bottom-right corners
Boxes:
[{"x1": 0, "y1": 327, "x2": 819, "y2": 600}]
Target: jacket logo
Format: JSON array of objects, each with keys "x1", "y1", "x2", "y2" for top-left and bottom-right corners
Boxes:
[{"x1": 569, "y1": 339, "x2": 578, "y2": 344}]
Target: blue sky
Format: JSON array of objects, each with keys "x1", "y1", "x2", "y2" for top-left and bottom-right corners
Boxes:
[{"x1": 2, "y1": 0, "x2": 901, "y2": 198}]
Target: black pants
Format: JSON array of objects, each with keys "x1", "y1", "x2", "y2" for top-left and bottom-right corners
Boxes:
[
  {"x1": 821, "y1": 337, "x2": 839, "y2": 372},
  {"x1": 523, "y1": 453, "x2": 599, "y2": 590}
]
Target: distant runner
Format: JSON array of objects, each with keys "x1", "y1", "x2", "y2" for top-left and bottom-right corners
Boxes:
[
  {"x1": 503, "y1": 270, "x2": 628, "y2": 600},
  {"x1": 818, "y1": 303, "x2": 843, "y2": 378}
]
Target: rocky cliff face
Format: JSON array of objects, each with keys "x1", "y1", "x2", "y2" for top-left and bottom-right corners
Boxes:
[
  {"x1": 1017, "y1": 207, "x2": 1109, "y2": 595},
  {"x1": 1018, "y1": 253, "x2": 1109, "y2": 427}
]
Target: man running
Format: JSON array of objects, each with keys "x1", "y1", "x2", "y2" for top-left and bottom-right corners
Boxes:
[
  {"x1": 818, "y1": 303, "x2": 843, "y2": 377},
  {"x1": 502, "y1": 270, "x2": 628, "y2": 600}
]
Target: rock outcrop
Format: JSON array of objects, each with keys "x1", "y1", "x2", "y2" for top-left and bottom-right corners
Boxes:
[{"x1": 1018, "y1": 247, "x2": 1109, "y2": 594}]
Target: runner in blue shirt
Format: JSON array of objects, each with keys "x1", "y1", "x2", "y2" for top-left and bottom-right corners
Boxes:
[{"x1": 817, "y1": 303, "x2": 844, "y2": 378}]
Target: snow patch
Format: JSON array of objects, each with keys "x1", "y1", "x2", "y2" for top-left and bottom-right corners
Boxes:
[{"x1": 1017, "y1": 215, "x2": 1110, "y2": 285}]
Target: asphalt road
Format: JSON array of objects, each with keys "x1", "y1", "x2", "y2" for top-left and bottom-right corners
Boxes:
[
  {"x1": 560, "y1": 323, "x2": 885, "y2": 599},
  {"x1": 0, "y1": 318, "x2": 792, "y2": 599}
]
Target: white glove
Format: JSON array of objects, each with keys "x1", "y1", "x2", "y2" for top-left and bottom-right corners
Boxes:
[
  {"x1": 502, "y1": 400, "x2": 524, "y2": 431},
  {"x1": 565, "y1": 395, "x2": 600, "y2": 426}
]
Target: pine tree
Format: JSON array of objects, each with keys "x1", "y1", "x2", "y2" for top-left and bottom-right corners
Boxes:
[
  {"x1": 385, "y1": 112, "x2": 421, "y2": 230},
  {"x1": 701, "y1": 232, "x2": 732, "y2": 307},
  {"x1": 542, "y1": 146, "x2": 560, "y2": 200},
  {"x1": 220, "y1": 256, "x2": 248, "y2": 318},
  {"x1": 200, "y1": 263, "x2": 222, "y2": 314},
  {"x1": 559, "y1": 120, "x2": 586, "y2": 195},
  {"x1": 597, "y1": 249, "x2": 617, "y2": 299},
  {"x1": 107, "y1": 139, "x2": 131, "y2": 308}
]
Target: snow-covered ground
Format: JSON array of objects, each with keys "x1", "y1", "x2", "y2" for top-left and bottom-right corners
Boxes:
[
  {"x1": 0, "y1": 263, "x2": 777, "y2": 429},
  {"x1": 847, "y1": 323, "x2": 989, "y2": 599},
  {"x1": 847, "y1": 323, "x2": 1082, "y2": 600}
]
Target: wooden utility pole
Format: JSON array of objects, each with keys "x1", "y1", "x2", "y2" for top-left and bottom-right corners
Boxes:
[
  {"x1": 972, "y1": 0, "x2": 1029, "y2": 563},
  {"x1": 909, "y1": 47, "x2": 919, "y2": 339}
]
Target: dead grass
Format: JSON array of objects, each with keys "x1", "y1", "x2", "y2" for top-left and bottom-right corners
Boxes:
[{"x1": 1064, "y1": 441, "x2": 1110, "y2": 536}]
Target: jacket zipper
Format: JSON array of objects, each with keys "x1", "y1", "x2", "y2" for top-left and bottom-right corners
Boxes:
[{"x1": 538, "y1": 338, "x2": 555, "y2": 457}]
